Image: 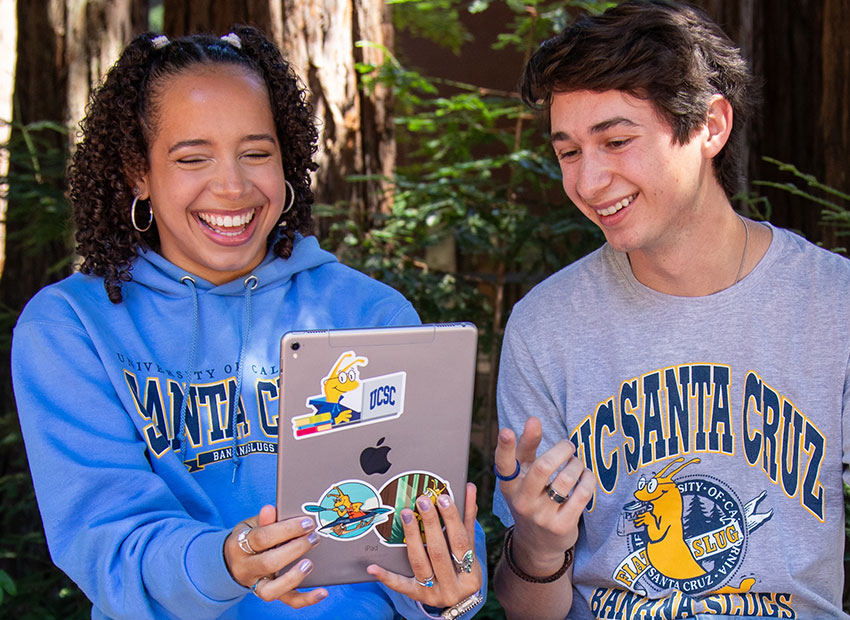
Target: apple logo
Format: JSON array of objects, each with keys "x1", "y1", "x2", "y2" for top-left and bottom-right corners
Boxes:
[{"x1": 360, "y1": 437, "x2": 392, "y2": 475}]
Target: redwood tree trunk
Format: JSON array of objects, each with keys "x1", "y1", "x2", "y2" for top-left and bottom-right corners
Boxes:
[{"x1": 699, "y1": 0, "x2": 849, "y2": 246}]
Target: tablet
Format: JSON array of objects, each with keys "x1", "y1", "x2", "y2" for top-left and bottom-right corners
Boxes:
[{"x1": 275, "y1": 322, "x2": 478, "y2": 587}]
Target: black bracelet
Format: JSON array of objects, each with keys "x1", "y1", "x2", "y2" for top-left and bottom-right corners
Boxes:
[{"x1": 503, "y1": 525, "x2": 573, "y2": 583}]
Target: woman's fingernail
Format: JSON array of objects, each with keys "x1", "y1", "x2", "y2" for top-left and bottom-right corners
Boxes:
[
  {"x1": 438, "y1": 494, "x2": 451, "y2": 508},
  {"x1": 308, "y1": 532, "x2": 319, "y2": 545},
  {"x1": 301, "y1": 518, "x2": 314, "y2": 530},
  {"x1": 417, "y1": 497, "x2": 431, "y2": 512},
  {"x1": 299, "y1": 559, "x2": 312, "y2": 573},
  {"x1": 316, "y1": 589, "x2": 328, "y2": 601},
  {"x1": 401, "y1": 510, "x2": 414, "y2": 524}
]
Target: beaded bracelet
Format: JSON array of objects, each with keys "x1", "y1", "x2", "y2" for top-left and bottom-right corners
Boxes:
[
  {"x1": 440, "y1": 590, "x2": 485, "y2": 619},
  {"x1": 503, "y1": 525, "x2": 574, "y2": 583}
]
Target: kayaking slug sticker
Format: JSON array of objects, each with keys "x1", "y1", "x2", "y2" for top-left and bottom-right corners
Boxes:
[
  {"x1": 291, "y1": 351, "x2": 406, "y2": 439},
  {"x1": 302, "y1": 480, "x2": 393, "y2": 540}
]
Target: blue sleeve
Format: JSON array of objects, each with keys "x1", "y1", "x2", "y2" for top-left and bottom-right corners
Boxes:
[
  {"x1": 385, "y1": 300, "x2": 421, "y2": 327},
  {"x1": 12, "y1": 318, "x2": 246, "y2": 620},
  {"x1": 379, "y1": 521, "x2": 488, "y2": 619}
]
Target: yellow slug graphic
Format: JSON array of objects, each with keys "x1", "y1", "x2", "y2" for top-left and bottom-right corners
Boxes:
[{"x1": 633, "y1": 457, "x2": 754, "y2": 594}]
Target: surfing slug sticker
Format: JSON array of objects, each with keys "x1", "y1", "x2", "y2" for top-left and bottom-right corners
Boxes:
[
  {"x1": 291, "y1": 351, "x2": 406, "y2": 439},
  {"x1": 302, "y1": 480, "x2": 393, "y2": 540}
]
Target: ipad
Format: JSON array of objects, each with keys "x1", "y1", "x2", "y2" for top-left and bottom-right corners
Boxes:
[{"x1": 275, "y1": 322, "x2": 478, "y2": 587}]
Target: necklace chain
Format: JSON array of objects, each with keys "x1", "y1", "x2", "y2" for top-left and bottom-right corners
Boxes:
[{"x1": 733, "y1": 213, "x2": 749, "y2": 285}]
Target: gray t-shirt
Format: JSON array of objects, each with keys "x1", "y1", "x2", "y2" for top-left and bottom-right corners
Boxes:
[{"x1": 495, "y1": 225, "x2": 850, "y2": 619}]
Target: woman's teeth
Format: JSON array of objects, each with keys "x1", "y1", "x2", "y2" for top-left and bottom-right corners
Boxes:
[
  {"x1": 599, "y1": 194, "x2": 637, "y2": 217},
  {"x1": 198, "y1": 210, "x2": 255, "y2": 235}
]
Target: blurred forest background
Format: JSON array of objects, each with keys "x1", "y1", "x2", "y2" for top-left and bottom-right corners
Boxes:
[{"x1": 0, "y1": 0, "x2": 848, "y2": 617}]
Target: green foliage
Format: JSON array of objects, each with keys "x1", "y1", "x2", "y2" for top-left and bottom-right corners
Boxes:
[
  {"x1": 338, "y1": 5, "x2": 610, "y2": 613},
  {"x1": 0, "y1": 120, "x2": 88, "y2": 618},
  {"x1": 755, "y1": 156, "x2": 850, "y2": 252},
  {"x1": 389, "y1": 0, "x2": 472, "y2": 54},
  {"x1": 3, "y1": 120, "x2": 74, "y2": 272},
  {"x1": 343, "y1": 2, "x2": 607, "y2": 329}
]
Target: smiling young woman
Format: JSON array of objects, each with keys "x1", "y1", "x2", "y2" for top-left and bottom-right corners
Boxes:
[{"x1": 11, "y1": 26, "x2": 486, "y2": 620}]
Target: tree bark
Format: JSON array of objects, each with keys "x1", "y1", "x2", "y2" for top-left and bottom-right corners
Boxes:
[
  {"x1": 1, "y1": 0, "x2": 145, "y2": 406},
  {"x1": 163, "y1": 0, "x2": 278, "y2": 44},
  {"x1": 282, "y1": 0, "x2": 395, "y2": 226},
  {"x1": 699, "y1": 0, "x2": 849, "y2": 245},
  {"x1": 821, "y1": 0, "x2": 850, "y2": 198},
  {"x1": 3, "y1": 0, "x2": 68, "y2": 316},
  {"x1": 0, "y1": 0, "x2": 17, "y2": 277},
  {"x1": 66, "y1": 0, "x2": 147, "y2": 138}
]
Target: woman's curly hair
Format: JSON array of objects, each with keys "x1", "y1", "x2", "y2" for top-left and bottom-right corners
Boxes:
[{"x1": 68, "y1": 25, "x2": 319, "y2": 303}]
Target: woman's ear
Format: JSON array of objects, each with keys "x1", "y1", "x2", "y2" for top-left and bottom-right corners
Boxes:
[
  {"x1": 702, "y1": 94, "x2": 733, "y2": 158},
  {"x1": 127, "y1": 170, "x2": 150, "y2": 200}
]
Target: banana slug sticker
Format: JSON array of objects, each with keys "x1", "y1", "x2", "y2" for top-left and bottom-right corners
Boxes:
[
  {"x1": 302, "y1": 480, "x2": 393, "y2": 540},
  {"x1": 292, "y1": 351, "x2": 406, "y2": 439}
]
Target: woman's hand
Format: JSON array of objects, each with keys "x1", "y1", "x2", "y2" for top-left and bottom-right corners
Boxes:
[
  {"x1": 224, "y1": 504, "x2": 328, "y2": 608},
  {"x1": 494, "y1": 416, "x2": 595, "y2": 577},
  {"x1": 366, "y1": 483, "x2": 482, "y2": 608}
]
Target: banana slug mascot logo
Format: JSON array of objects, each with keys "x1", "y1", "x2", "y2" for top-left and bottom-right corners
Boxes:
[
  {"x1": 615, "y1": 457, "x2": 773, "y2": 596},
  {"x1": 292, "y1": 351, "x2": 406, "y2": 439}
]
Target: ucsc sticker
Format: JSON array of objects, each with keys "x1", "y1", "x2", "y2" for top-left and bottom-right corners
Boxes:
[{"x1": 291, "y1": 351, "x2": 406, "y2": 439}]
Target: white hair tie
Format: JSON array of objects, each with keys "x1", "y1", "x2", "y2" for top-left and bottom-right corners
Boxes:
[
  {"x1": 151, "y1": 35, "x2": 170, "y2": 49},
  {"x1": 220, "y1": 33, "x2": 242, "y2": 49}
]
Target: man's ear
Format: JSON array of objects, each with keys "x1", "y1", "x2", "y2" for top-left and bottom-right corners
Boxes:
[{"x1": 702, "y1": 94, "x2": 733, "y2": 158}]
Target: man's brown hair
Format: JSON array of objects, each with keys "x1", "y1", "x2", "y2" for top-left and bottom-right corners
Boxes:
[{"x1": 521, "y1": 0, "x2": 756, "y2": 198}]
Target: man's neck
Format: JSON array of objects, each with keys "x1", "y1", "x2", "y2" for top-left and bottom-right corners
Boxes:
[{"x1": 627, "y1": 208, "x2": 771, "y2": 297}]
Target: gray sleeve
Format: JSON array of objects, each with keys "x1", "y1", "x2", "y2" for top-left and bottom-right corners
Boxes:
[{"x1": 493, "y1": 309, "x2": 571, "y2": 525}]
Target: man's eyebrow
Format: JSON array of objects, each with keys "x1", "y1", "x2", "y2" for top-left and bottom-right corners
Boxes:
[
  {"x1": 549, "y1": 117, "x2": 640, "y2": 143},
  {"x1": 167, "y1": 134, "x2": 276, "y2": 154},
  {"x1": 590, "y1": 116, "x2": 639, "y2": 134}
]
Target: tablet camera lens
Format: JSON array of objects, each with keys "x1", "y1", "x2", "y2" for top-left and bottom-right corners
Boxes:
[{"x1": 290, "y1": 342, "x2": 300, "y2": 351}]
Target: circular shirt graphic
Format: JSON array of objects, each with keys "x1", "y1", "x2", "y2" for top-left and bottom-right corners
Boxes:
[{"x1": 628, "y1": 475, "x2": 748, "y2": 595}]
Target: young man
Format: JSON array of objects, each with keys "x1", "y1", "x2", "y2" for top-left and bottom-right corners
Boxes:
[{"x1": 492, "y1": 1, "x2": 850, "y2": 618}]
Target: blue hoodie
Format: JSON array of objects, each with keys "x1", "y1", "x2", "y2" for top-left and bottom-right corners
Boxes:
[{"x1": 12, "y1": 235, "x2": 486, "y2": 620}]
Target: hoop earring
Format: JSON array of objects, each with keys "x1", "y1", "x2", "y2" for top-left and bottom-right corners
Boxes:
[
  {"x1": 278, "y1": 180, "x2": 295, "y2": 228},
  {"x1": 131, "y1": 195, "x2": 153, "y2": 233}
]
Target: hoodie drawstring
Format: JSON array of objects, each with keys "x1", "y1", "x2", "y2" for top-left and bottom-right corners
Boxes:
[
  {"x1": 231, "y1": 275, "x2": 258, "y2": 482},
  {"x1": 176, "y1": 275, "x2": 257, "y2": 481},
  {"x1": 177, "y1": 276, "x2": 200, "y2": 462}
]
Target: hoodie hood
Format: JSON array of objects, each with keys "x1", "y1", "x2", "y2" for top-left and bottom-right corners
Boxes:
[
  {"x1": 131, "y1": 233, "x2": 337, "y2": 297},
  {"x1": 128, "y1": 233, "x2": 337, "y2": 479}
]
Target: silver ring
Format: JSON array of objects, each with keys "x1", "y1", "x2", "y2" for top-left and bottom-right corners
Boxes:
[
  {"x1": 238, "y1": 527, "x2": 257, "y2": 555},
  {"x1": 545, "y1": 484, "x2": 568, "y2": 504},
  {"x1": 251, "y1": 576, "x2": 270, "y2": 597},
  {"x1": 450, "y1": 549, "x2": 475, "y2": 573},
  {"x1": 414, "y1": 571, "x2": 436, "y2": 588}
]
